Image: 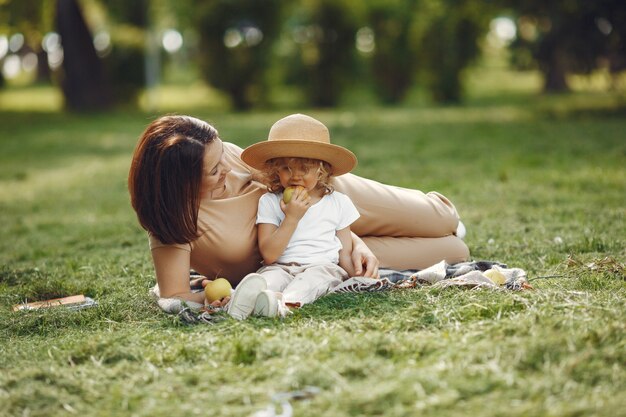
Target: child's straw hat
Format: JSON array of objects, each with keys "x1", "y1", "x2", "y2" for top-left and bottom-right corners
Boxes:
[{"x1": 241, "y1": 114, "x2": 357, "y2": 176}]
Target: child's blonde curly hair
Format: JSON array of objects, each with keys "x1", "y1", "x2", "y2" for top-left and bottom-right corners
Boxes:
[{"x1": 260, "y1": 157, "x2": 334, "y2": 195}]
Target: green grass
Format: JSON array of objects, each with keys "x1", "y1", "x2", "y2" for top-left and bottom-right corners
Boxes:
[{"x1": 0, "y1": 76, "x2": 625, "y2": 417}]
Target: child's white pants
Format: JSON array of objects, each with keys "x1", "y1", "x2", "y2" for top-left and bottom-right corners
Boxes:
[{"x1": 256, "y1": 262, "x2": 348, "y2": 306}]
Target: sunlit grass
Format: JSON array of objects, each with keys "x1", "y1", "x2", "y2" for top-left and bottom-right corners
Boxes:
[
  {"x1": 466, "y1": 67, "x2": 543, "y2": 99},
  {"x1": 0, "y1": 84, "x2": 63, "y2": 112},
  {"x1": 570, "y1": 68, "x2": 626, "y2": 92},
  {"x1": 0, "y1": 75, "x2": 624, "y2": 417},
  {"x1": 0, "y1": 154, "x2": 129, "y2": 202},
  {"x1": 138, "y1": 82, "x2": 230, "y2": 113}
]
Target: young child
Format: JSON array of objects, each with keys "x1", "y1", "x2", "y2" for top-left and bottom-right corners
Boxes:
[{"x1": 226, "y1": 113, "x2": 360, "y2": 319}]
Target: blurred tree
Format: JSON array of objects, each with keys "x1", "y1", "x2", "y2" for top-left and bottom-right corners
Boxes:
[
  {"x1": 101, "y1": 0, "x2": 150, "y2": 104},
  {"x1": 56, "y1": 0, "x2": 112, "y2": 110},
  {"x1": 365, "y1": 0, "x2": 418, "y2": 103},
  {"x1": 285, "y1": 0, "x2": 363, "y2": 107},
  {"x1": 194, "y1": 0, "x2": 283, "y2": 110},
  {"x1": 605, "y1": 4, "x2": 626, "y2": 87},
  {"x1": 417, "y1": 0, "x2": 491, "y2": 103},
  {"x1": 106, "y1": 1, "x2": 149, "y2": 27},
  {"x1": 503, "y1": 0, "x2": 626, "y2": 92},
  {"x1": 0, "y1": 0, "x2": 55, "y2": 83}
]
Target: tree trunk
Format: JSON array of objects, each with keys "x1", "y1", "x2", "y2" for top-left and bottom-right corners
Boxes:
[
  {"x1": 229, "y1": 85, "x2": 252, "y2": 111},
  {"x1": 56, "y1": 0, "x2": 112, "y2": 111},
  {"x1": 542, "y1": 46, "x2": 569, "y2": 93},
  {"x1": 36, "y1": 50, "x2": 51, "y2": 83}
]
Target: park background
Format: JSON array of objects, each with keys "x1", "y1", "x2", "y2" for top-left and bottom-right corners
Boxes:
[{"x1": 1, "y1": 1, "x2": 625, "y2": 416}]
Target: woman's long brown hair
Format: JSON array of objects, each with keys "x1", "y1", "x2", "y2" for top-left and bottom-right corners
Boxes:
[{"x1": 128, "y1": 115, "x2": 218, "y2": 244}]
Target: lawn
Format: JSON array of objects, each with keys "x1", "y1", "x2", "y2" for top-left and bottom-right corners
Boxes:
[{"x1": 0, "y1": 78, "x2": 624, "y2": 417}]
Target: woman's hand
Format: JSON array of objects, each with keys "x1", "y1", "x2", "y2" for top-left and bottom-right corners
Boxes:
[
  {"x1": 351, "y1": 235, "x2": 380, "y2": 278},
  {"x1": 208, "y1": 296, "x2": 231, "y2": 308},
  {"x1": 201, "y1": 279, "x2": 231, "y2": 308}
]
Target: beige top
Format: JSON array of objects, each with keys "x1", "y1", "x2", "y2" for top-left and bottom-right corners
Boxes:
[
  {"x1": 149, "y1": 142, "x2": 467, "y2": 279},
  {"x1": 149, "y1": 142, "x2": 266, "y2": 281}
]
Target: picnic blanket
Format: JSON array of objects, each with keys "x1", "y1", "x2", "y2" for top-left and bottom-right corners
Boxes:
[
  {"x1": 331, "y1": 260, "x2": 530, "y2": 294},
  {"x1": 150, "y1": 260, "x2": 529, "y2": 316}
]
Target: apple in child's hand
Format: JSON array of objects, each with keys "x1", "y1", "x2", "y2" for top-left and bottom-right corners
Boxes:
[
  {"x1": 204, "y1": 278, "x2": 232, "y2": 302},
  {"x1": 283, "y1": 186, "x2": 304, "y2": 204}
]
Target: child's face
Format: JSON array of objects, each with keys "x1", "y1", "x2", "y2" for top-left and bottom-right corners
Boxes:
[{"x1": 276, "y1": 159, "x2": 320, "y2": 192}]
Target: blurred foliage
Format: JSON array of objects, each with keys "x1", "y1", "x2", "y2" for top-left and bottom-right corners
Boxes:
[
  {"x1": 98, "y1": 0, "x2": 150, "y2": 106},
  {"x1": 0, "y1": 0, "x2": 55, "y2": 84},
  {"x1": 362, "y1": 0, "x2": 490, "y2": 104},
  {"x1": 284, "y1": 0, "x2": 364, "y2": 107},
  {"x1": 364, "y1": 0, "x2": 418, "y2": 104},
  {"x1": 1, "y1": 0, "x2": 625, "y2": 109},
  {"x1": 194, "y1": 0, "x2": 283, "y2": 110},
  {"x1": 105, "y1": 0, "x2": 149, "y2": 27},
  {"x1": 0, "y1": 0, "x2": 55, "y2": 46},
  {"x1": 103, "y1": 35, "x2": 145, "y2": 104},
  {"x1": 501, "y1": 0, "x2": 626, "y2": 92},
  {"x1": 418, "y1": 0, "x2": 492, "y2": 103}
]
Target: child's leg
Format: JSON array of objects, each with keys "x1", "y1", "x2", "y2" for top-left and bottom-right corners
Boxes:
[
  {"x1": 256, "y1": 264, "x2": 293, "y2": 292},
  {"x1": 362, "y1": 235, "x2": 469, "y2": 270},
  {"x1": 281, "y1": 263, "x2": 347, "y2": 306},
  {"x1": 333, "y1": 173, "x2": 460, "y2": 238}
]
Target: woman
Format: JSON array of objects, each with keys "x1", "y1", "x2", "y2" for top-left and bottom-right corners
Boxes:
[{"x1": 128, "y1": 115, "x2": 469, "y2": 310}]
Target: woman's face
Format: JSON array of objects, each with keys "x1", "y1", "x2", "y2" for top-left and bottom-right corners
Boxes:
[{"x1": 201, "y1": 139, "x2": 231, "y2": 197}]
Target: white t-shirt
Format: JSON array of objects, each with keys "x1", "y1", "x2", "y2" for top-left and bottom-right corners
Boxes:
[{"x1": 256, "y1": 191, "x2": 360, "y2": 264}]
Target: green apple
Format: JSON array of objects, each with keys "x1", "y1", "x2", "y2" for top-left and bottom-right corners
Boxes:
[
  {"x1": 204, "y1": 278, "x2": 232, "y2": 302},
  {"x1": 283, "y1": 186, "x2": 304, "y2": 204},
  {"x1": 484, "y1": 269, "x2": 506, "y2": 285}
]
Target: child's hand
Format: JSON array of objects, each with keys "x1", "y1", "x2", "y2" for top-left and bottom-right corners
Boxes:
[{"x1": 280, "y1": 187, "x2": 311, "y2": 220}]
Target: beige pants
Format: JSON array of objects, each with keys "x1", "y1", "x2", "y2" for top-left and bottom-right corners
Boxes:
[
  {"x1": 334, "y1": 174, "x2": 469, "y2": 270},
  {"x1": 257, "y1": 263, "x2": 347, "y2": 306}
]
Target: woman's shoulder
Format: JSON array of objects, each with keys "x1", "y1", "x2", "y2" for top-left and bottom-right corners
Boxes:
[
  {"x1": 223, "y1": 141, "x2": 243, "y2": 155},
  {"x1": 223, "y1": 141, "x2": 263, "y2": 177},
  {"x1": 223, "y1": 142, "x2": 246, "y2": 167},
  {"x1": 215, "y1": 141, "x2": 268, "y2": 198}
]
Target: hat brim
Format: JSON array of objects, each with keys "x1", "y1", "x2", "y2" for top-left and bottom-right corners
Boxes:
[{"x1": 241, "y1": 140, "x2": 357, "y2": 176}]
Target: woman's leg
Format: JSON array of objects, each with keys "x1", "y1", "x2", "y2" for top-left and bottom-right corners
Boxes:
[
  {"x1": 363, "y1": 235, "x2": 469, "y2": 270},
  {"x1": 334, "y1": 173, "x2": 460, "y2": 238}
]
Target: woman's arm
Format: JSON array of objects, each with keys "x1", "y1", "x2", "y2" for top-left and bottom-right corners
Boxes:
[
  {"x1": 350, "y1": 232, "x2": 380, "y2": 278},
  {"x1": 151, "y1": 246, "x2": 205, "y2": 304},
  {"x1": 337, "y1": 227, "x2": 355, "y2": 276}
]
